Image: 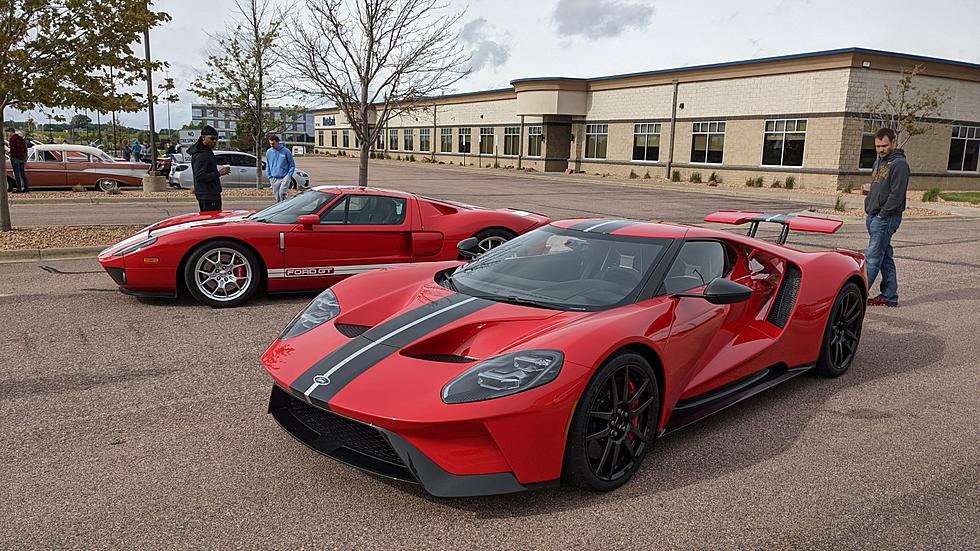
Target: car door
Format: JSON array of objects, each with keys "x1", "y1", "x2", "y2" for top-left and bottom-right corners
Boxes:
[
  {"x1": 231, "y1": 153, "x2": 260, "y2": 186},
  {"x1": 284, "y1": 193, "x2": 414, "y2": 288},
  {"x1": 62, "y1": 150, "x2": 95, "y2": 187},
  {"x1": 26, "y1": 149, "x2": 67, "y2": 188}
]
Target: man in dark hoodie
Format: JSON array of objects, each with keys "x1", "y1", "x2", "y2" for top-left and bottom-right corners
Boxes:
[
  {"x1": 189, "y1": 125, "x2": 230, "y2": 212},
  {"x1": 864, "y1": 127, "x2": 908, "y2": 307}
]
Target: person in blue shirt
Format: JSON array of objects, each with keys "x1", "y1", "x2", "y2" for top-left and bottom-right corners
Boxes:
[
  {"x1": 265, "y1": 134, "x2": 295, "y2": 202},
  {"x1": 132, "y1": 139, "x2": 143, "y2": 163}
]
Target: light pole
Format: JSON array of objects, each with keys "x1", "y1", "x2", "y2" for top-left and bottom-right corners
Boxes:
[{"x1": 143, "y1": 6, "x2": 158, "y2": 175}]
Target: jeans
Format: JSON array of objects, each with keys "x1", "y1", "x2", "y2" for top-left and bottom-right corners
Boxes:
[
  {"x1": 197, "y1": 197, "x2": 222, "y2": 212},
  {"x1": 865, "y1": 214, "x2": 902, "y2": 304},
  {"x1": 10, "y1": 158, "x2": 28, "y2": 191}
]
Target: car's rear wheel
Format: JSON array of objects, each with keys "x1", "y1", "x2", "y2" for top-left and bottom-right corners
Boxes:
[
  {"x1": 474, "y1": 228, "x2": 515, "y2": 252},
  {"x1": 96, "y1": 179, "x2": 120, "y2": 192},
  {"x1": 814, "y1": 282, "x2": 865, "y2": 377},
  {"x1": 563, "y1": 352, "x2": 659, "y2": 492},
  {"x1": 183, "y1": 240, "x2": 260, "y2": 308}
]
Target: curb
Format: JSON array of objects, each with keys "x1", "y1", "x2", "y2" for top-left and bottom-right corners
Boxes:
[
  {"x1": 9, "y1": 195, "x2": 270, "y2": 206},
  {"x1": 0, "y1": 246, "x2": 104, "y2": 263}
]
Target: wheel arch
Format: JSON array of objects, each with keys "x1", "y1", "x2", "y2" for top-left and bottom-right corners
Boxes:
[
  {"x1": 602, "y1": 342, "x2": 666, "y2": 421},
  {"x1": 176, "y1": 237, "x2": 269, "y2": 295},
  {"x1": 473, "y1": 226, "x2": 518, "y2": 239}
]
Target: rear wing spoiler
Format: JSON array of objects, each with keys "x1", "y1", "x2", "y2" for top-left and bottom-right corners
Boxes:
[{"x1": 704, "y1": 211, "x2": 843, "y2": 245}]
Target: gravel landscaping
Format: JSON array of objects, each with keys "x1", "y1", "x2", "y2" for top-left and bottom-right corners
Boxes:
[
  {"x1": 0, "y1": 225, "x2": 143, "y2": 250},
  {"x1": 811, "y1": 206, "x2": 948, "y2": 218},
  {"x1": 5, "y1": 187, "x2": 291, "y2": 202}
]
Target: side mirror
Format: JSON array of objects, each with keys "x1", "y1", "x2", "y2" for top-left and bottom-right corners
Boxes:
[
  {"x1": 673, "y1": 277, "x2": 752, "y2": 304},
  {"x1": 457, "y1": 237, "x2": 481, "y2": 259},
  {"x1": 297, "y1": 214, "x2": 320, "y2": 229}
]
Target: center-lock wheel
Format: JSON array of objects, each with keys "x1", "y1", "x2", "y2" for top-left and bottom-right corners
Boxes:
[
  {"x1": 183, "y1": 240, "x2": 261, "y2": 308},
  {"x1": 563, "y1": 351, "x2": 660, "y2": 491},
  {"x1": 814, "y1": 281, "x2": 865, "y2": 377}
]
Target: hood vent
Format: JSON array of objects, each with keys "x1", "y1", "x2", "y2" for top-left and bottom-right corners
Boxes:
[
  {"x1": 335, "y1": 323, "x2": 372, "y2": 338},
  {"x1": 404, "y1": 354, "x2": 477, "y2": 364}
]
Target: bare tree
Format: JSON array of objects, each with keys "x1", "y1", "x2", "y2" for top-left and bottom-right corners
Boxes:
[
  {"x1": 863, "y1": 64, "x2": 950, "y2": 148},
  {"x1": 191, "y1": 0, "x2": 293, "y2": 188},
  {"x1": 288, "y1": 0, "x2": 470, "y2": 187}
]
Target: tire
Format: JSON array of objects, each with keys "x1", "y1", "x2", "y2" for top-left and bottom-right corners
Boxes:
[
  {"x1": 96, "y1": 179, "x2": 119, "y2": 192},
  {"x1": 563, "y1": 352, "x2": 660, "y2": 492},
  {"x1": 183, "y1": 240, "x2": 261, "y2": 308},
  {"x1": 814, "y1": 282, "x2": 865, "y2": 377},
  {"x1": 474, "y1": 228, "x2": 515, "y2": 253}
]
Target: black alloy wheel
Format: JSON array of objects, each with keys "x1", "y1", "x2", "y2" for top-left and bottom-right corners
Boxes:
[
  {"x1": 815, "y1": 282, "x2": 865, "y2": 377},
  {"x1": 564, "y1": 352, "x2": 659, "y2": 491}
]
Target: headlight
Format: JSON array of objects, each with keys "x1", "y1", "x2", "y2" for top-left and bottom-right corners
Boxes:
[
  {"x1": 441, "y1": 350, "x2": 563, "y2": 404},
  {"x1": 280, "y1": 289, "x2": 340, "y2": 339},
  {"x1": 113, "y1": 237, "x2": 157, "y2": 257},
  {"x1": 296, "y1": 171, "x2": 308, "y2": 177}
]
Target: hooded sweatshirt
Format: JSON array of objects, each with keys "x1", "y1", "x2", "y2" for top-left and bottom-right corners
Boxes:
[
  {"x1": 189, "y1": 139, "x2": 222, "y2": 200},
  {"x1": 864, "y1": 148, "x2": 909, "y2": 218}
]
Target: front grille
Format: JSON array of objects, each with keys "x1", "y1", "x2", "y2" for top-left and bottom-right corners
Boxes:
[
  {"x1": 287, "y1": 399, "x2": 403, "y2": 465},
  {"x1": 767, "y1": 265, "x2": 802, "y2": 328},
  {"x1": 335, "y1": 323, "x2": 371, "y2": 338}
]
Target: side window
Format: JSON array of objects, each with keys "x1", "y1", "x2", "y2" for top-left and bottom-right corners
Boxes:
[
  {"x1": 662, "y1": 241, "x2": 728, "y2": 295},
  {"x1": 213, "y1": 154, "x2": 231, "y2": 166},
  {"x1": 320, "y1": 196, "x2": 349, "y2": 224},
  {"x1": 320, "y1": 195, "x2": 407, "y2": 225},
  {"x1": 41, "y1": 150, "x2": 62, "y2": 162},
  {"x1": 232, "y1": 155, "x2": 254, "y2": 167}
]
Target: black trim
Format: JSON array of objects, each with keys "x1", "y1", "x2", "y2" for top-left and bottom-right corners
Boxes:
[
  {"x1": 662, "y1": 363, "x2": 815, "y2": 435},
  {"x1": 118, "y1": 287, "x2": 178, "y2": 299},
  {"x1": 105, "y1": 266, "x2": 126, "y2": 285},
  {"x1": 767, "y1": 265, "x2": 802, "y2": 328}
]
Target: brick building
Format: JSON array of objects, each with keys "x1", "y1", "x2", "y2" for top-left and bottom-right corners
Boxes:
[{"x1": 313, "y1": 48, "x2": 980, "y2": 191}]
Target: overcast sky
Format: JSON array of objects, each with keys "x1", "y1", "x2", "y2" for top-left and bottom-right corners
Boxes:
[{"x1": 13, "y1": 0, "x2": 980, "y2": 129}]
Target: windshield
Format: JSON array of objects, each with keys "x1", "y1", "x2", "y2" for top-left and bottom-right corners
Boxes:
[
  {"x1": 450, "y1": 226, "x2": 670, "y2": 310},
  {"x1": 250, "y1": 190, "x2": 337, "y2": 223}
]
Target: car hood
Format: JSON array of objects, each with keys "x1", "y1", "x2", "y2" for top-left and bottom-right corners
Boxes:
[{"x1": 146, "y1": 209, "x2": 256, "y2": 234}]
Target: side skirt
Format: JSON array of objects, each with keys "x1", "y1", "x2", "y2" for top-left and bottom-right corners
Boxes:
[{"x1": 660, "y1": 363, "x2": 815, "y2": 436}]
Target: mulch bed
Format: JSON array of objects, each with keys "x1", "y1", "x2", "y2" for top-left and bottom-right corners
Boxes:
[{"x1": 0, "y1": 225, "x2": 143, "y2": 250}]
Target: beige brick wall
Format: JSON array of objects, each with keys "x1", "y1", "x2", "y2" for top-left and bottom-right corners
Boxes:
[
  {"x1": 847, "y1": 70, "x2": 980, "y2": 122},
  {"x1": 675, "y1": 69, "x2": 851, "y2": 119},
  {"x1": 586, "y1": 86, "x2": 674, "y2": 119}
]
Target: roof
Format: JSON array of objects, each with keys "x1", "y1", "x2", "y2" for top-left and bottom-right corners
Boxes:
[
  {"x1": 551, "y1": 219, "x2": 689, "y2": 239},
  {"x1": 31, "y1": 144, "x2": 111, "y2": 156}
]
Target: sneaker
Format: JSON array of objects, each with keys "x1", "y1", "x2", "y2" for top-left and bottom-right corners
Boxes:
[{"x1": 868, "y1": 296, "x2": 898, "y2": 307}]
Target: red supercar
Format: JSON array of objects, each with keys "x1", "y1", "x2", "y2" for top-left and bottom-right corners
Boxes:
[{"x1": 261, "y1": 212, "x2": 868, "y2": 497}]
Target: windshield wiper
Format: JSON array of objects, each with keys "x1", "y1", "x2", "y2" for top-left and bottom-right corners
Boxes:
[{"x1": 464, "y1": 293, "x2": 563, "y2": 310}]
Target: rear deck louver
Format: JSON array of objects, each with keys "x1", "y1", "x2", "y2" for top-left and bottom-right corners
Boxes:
[{"x1": 767, "y1": 265, "x2": 801, "y2": 328}]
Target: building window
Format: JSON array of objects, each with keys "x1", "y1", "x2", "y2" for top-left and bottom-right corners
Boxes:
[
  {"x1": 317, "y1": 131, "x2": 324, "y2": 147},
  {"x1": 479, "y1": 127, "x2": 494, "y2": 155},
  {"x1": 331, "y1": 130, "x2": 337, "y2": 147},
  {"x1": 632, "y1": 123, "x2": 661, "y2": 161},
  {"x1": 404, "y1": 128, "x2": 414, "y2": 151},
  {"x1": 376, "y1": 132, "x2": 384, "y2": 150},
  {"x1": 342, "y1": 129, "x2": 349, "y2": 148},
  {"x1": 585, "y1": 124, "x2": 608, "y2": 159},
  {"x1": 691, "y1": 121, "x2": 725, "y2": 164},
  {"x1": 948, "y1": 125, "x2": 980, "y2": 172},
  {"x1": 419, "y1": 128, "x2": 431, "y2": 152},
  {"x1": 441, "y1": 128, "x2": 452, "y2": 153},
  {"x1": 503, "y1": 127, "x2": 520, "y2": 156},
  {"x1": 858, "y1": 119, "x2": 886, "y2": 169},
  {"x1": 192, "y1": 108, "x2": 202, "y2": 117},
  {"x1": 528, "y1": 126, "x2": 542, "y2": 157},
  {"x1": 762, "y1": 119, "x2": 806, "y2": 166},
  {"x1": 388, "y1": 128, "x2": 398, "y2": 150},
  {"x1": 458, "y1": 128, "x2": 471, "y2": 153}
]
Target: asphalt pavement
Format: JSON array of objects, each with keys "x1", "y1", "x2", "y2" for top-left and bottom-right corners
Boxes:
[{"x1": 1, "y1": 157, "x2": 978, "y2": 549}]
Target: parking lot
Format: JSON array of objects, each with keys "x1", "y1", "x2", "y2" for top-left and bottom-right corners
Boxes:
[{"x1": 2, "y1": 157, "x2": 978, "y2": 548}]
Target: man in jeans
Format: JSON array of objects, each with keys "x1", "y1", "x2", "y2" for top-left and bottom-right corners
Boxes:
[
  {"x1": 265, "y1": 134, "x2": 295, "y2": 202},
  {"x1": 864, "y1": 128, "x2": 909, "y2": 307},
  {"x1": 5, "y1": 128, "x2": 29, "y2": 193}
]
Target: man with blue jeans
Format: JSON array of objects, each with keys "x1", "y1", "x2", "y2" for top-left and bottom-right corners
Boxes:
[
  {"x1": 864, "y1": 128, "x2": 908, "y2": 307},
  {"x1": 5, "y1": 128, "x2": 29, "y2": 193},
  {"x1": 265, "y1": 134, "x2": 295, "y2": 202}
]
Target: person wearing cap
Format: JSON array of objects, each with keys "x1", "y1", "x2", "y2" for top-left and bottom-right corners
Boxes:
[
  {"x1": 188, "y1": 125, "x2": 230, "y2": 212},
  {"x1": 265, "y1": 134, "x2": 295, "y2": 202}
]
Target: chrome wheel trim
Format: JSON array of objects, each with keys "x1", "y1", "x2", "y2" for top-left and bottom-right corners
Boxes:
[
  {"x1": 97, "y1": 179, "x2": 119, "y2": 192},
  {"x1": 193, "y1": 247, "x2": 253, "y2": 302},
  {"x1": 477, "y1": 236, "x2": 508, "y2": 252}
]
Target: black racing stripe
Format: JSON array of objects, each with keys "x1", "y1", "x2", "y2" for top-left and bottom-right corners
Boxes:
[{"x1": 290, "y1": 293, "x2": 494, "y2": 406}]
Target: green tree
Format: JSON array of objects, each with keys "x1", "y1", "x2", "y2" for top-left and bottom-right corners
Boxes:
[
  {"x1": 863, "y1": 64, "x2": 950, "y2": 148},
  {"x1": 0, "y1": 0, "x2": 169, "y2": 231},
  {"x1": 69, "y1": 113, "x2": 92, "y2": 130}
]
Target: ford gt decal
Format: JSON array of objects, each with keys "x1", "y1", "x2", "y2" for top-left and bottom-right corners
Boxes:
[{"x1": 268, "y1": 263, "x2": 418, "y2": 279}]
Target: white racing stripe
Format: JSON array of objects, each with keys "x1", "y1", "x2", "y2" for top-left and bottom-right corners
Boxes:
[
  {"x1": 582, "y1": 220, "x2": 620, "y2": 232},
  {"x1": 302, "y1": 296, "x2": 480, "y2": 400}
]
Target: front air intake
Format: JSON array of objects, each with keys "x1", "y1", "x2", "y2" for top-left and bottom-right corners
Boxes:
[{"x1": 767, "y1": 265, "x2": 801, "y2": 328}]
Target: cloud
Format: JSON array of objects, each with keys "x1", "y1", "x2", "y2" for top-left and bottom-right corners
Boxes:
[
  {"x1": 552, "y1": 0, "x2": 653, "y2": 40},
  {"x1": 459, "y1": 18, "x2": 510, "y2": 72}
]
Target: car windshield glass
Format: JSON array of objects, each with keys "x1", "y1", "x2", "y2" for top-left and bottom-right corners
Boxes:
[
  {"x1": 250, "y1": 190, "x2": 337, "y2": 223},
  {"x1": 450, "y1": 226, "x2": 670, "y2": 310}
]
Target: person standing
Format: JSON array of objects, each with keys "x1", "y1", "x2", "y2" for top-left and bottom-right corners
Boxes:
[
  {"x1": 5, "y1": 128, "x2": 30, "y2": 193},
  {"x1": 189, "y1": 126, "x2": 230, "y2": 212},
  {"x1": 864, "y1": 127, "x2": 909, "y2": 308},
  {"x1": 122, "y1": 139, "x2": 132, "y2": 161},
  {"x1": 265, "y1": 134, "x2": 295, "y2": 202},
  {"x1": 132, "y1": 139, "x2": 143, "y2": 163}
]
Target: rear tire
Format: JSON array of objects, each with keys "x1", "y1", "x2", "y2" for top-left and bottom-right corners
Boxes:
[
  {"x1": 814, "y1": 282, "x2": 865, "y2": 377},
  {"x1": 96, "y1": 179, "x2": 119, "y2": 192},
  {"x1": 474, "y1": 228, "x2": 515, "y2": 252},
  {"x1": 563, "y1": 352, "x2": 659, "y2": 492},
  {"x1": 183, "y1": 240, "x2": 261, "y2": 308}
]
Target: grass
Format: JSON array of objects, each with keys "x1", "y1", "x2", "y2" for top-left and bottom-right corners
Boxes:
[
  {"x1": 834, "y1": 195, "x2": 847, "y2": 212},
  {"x1": 629, "y1": 169, "x2": 639, "y2": 179},
  {"x1": 643, "y1": 171, "x2": 651, "y2": 179},
  {"x1": 708, "y1": 171, "x2": 722, "y2": 184},
  {"x1": 671, "y1": 170, "x2": 681, "y2": 182},
  {"x1": 770, "y1": 179, "x2": 783, "y2": 188},
  {"x1": 939, "y1": 191, "x2": 980, "y2": 204},
  {"x1": 784, "y1": 176, "x2": 795, "y2": 189},
  {"x1": 689, "y1": 171, "x2": 702, "y2": 183},
  {"x1": 745, "y1": 176, "x2": 764, "y2": 188},
  {"x1": 921, "y1": 187, "x2": 941, "y2": 202}
]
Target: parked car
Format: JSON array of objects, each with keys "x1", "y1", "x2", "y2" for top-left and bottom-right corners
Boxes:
[
  {"x1": 169, "y1": 150, "x2": 309, "y2": 189},
  {"x1": 260, "y1": 211, "x2": 866, "y2": 497},
  {"x1": 97, "y1": 186, "x2": 550, "y2": 307},
  {"x1": 5, "y1": 144, "x2": 149, "y2": 192}
]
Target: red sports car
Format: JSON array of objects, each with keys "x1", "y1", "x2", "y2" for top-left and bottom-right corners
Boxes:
[
  {"x1": 97, "y1": 186, "x2": 549, "y2": 307},
  {"x1": 261, "y1": 212, "x2": 867, "y2": 497}
]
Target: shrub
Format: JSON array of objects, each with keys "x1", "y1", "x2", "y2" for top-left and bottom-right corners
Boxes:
[
  {"x1": 396, "y1": 155, "x2": 401, "y2": 161},
  {"x1": 671, "y1": 170, "x2": 681, "y2": 182},
  {"x1": 689, "y1": 171, "x2": 702, "y2": 183},
  {"x1": 784, "y1": 176, "x2": 795, "y2": 189},
  {"x1": 643, "y1": 171, "x2": 651, "y2": 179},
  {"x1": 771, "y1": 179, "x2": 783, "y2": 188},
  {"x1": 834, "y1": 195, "x2": 847, "y2": 212},
  {"x1": 921, "y1": 187, "x2": 941, "y2": 202},
  {"x1": 842, "y1": 181, "x2": 854, "y2": 193},
  {"x1": 755, "y1": 177, "x2": 765, "y2": 187},
  {"x1": 629, "y1": 169, "x2": 638, "y2": 179},
  {"x1": 708, "y1": 171, "x2": 722, "y2": 184},
  {"x1": 409, "y1": 154, "x2": 416, "y2": 162},
  {"x1": 745, "y1": 178, "x2": 755, "y2": 187}
]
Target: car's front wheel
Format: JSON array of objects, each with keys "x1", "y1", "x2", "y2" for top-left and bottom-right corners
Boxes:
[
  {"x1": 474, "y1": 228, "x2": 515, "y2": 252},
  {"x1": 563, "y1": 352, "x2": 659, "y2": 492},
  {"x1": 96, "y1": 179, "x2": 119, "y2": 192},
  {"x1": 814, "y1": 281, "x2": 865, "y2": 377},
  {"x1": 183, "y1": 240, "x2": 261, "y2": 308}
]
